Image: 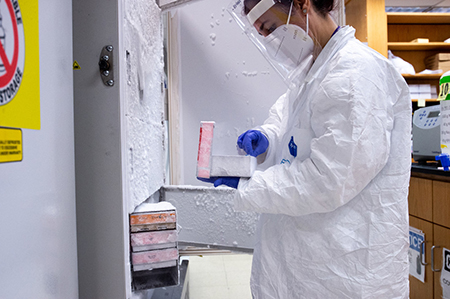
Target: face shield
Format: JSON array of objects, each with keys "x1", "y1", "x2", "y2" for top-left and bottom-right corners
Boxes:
[{"x1": 228, "y1": 0, "x2": 315, "y2": 85}]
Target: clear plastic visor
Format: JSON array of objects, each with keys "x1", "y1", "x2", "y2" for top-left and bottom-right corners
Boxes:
[{"x1": 227, "y1": 0, "x2": 313, "y2": 85}]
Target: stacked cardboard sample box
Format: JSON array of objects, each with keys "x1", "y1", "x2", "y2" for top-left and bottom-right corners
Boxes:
[
  {"x1": 130, "y1": 202, "x2": 179, "y2": 290},
  {"x1": 408, "y1": 84, "x2": 438, "y2": 100},
  {"x1": 425, "y1": 53, "x2": 450, "y2": 73}
]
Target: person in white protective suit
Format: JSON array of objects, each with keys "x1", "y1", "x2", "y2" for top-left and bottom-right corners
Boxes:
[{"x1": 203, "y1": 0, "x2": 412, "y2": 297}]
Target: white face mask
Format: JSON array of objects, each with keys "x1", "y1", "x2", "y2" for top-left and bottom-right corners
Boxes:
[{"x1": 262, "y1": 23, "x2": 314, "y2": 74}]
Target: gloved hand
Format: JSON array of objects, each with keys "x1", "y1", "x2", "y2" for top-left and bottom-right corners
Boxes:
[
  {"x1": 237, "y1": 130, "x2": 269, "y2": 157},
  {"x1": 197, "y1": 177, "x2": 240, "y2": 189}
]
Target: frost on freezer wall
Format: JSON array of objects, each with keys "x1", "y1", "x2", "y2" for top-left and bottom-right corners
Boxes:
[
  {"x1": 163, "y1": 186, "x2": 258, "y2": 249},
  {"x1": 124, "y1": 0, "x2": 165, "y2": 212}
]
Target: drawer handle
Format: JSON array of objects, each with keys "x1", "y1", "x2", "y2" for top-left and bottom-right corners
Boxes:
[
  {"x1": 431, "y1": 245, "x2": 442, "y2": 272},
  {"x1": 419, "y1": 240, "x2": 428, "y2": 266}
]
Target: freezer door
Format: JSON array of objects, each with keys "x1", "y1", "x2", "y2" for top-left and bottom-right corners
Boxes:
[
  {"x1": 157, "y1": 0, "x2": 202, "y2": 11},
  {"x1": 161, "y1": 186, "x2": 257, "y2": 252}
]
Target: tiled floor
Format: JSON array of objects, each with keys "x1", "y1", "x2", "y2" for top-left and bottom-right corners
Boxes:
[{"x1": 187, "y1": 254, "x2": 253, "y2": 299}]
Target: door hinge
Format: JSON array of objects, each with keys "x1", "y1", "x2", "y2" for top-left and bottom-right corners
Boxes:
[{"x1": 99, "y1": 45, "x2": 114, "y2": 86}]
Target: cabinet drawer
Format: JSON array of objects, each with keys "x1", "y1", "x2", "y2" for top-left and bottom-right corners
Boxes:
[
  {"x1": 432, "y1": 181, "x2": 450, "y2": 229},
  {"x1": 433, "y1": 225, "x2": 450, "y2": 299},
  {"x1": 409, "y1": 177, "x2": 433, "y2": 221}
]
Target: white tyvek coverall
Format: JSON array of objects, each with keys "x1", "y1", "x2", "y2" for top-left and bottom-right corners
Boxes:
[{"x1": 234, "y1": 26, "x2": 411, "y2": 298}]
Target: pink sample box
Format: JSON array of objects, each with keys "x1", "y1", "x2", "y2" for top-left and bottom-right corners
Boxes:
[
  {"x1": 132, "y1": 248, "x2": 179, "y2": 271},
  {"x1": 196, "y1": 121, "x2": 215, "y2": 178},
  {"x1": 130, "y1": 210, "x2": 176, "y2": 233},
  {"x1": 130, "y1": 230, "x2": 177, "y2": 252}
]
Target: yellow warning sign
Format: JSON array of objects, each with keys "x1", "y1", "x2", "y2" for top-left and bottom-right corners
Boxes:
[
  {"x1": 0, "y1": 1, "x2": 40, "y2": 130},
  {"x1": 73, "y1": 60, "x2": 81, "y2": 70},
  {"x1": 0, "y1": 127, "x2": 22, "y2": 163}
]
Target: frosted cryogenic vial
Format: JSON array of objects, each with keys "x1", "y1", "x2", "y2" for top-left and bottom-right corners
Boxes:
[{"x1": 210, "y1": 155, "x2": 257, "y2": 177}]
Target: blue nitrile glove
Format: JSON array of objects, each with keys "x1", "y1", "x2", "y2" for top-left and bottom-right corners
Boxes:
[
  {"x1": 436, "y1": 153, "x2": 450, "y2": 171},
  {"x1": 213, "y1": 177, "x2": 239, "y2": 188},
  {"x1": 197, "y1": 177, "x2": 240, "y2": 189},
  {"x1": 237, "y1": 130, "x2": 269, "y2": 157}
]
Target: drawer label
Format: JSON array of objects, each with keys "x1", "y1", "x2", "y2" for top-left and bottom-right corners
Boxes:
[
  {"x1": 409, "y1": 227, "x2": 425, "y2": 283},
  {"x1": 441, "y1": 248, "x2": 450, "y2": 298}
]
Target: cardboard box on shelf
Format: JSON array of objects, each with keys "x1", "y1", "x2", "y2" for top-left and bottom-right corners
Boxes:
[
  {"x1": 410, "y1": 38, "x2": 429, "y2": 43},
  {"x1": 425, "y1": 53, "x2": 450, "y2": 72}
]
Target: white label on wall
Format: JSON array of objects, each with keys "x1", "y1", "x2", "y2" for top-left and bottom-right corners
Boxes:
[
  {"x1": 409, "y1": 227, "x2": 425, "y2": 283},
  {"x1": 441, "y1": 247, "x2": 450, "y2": 299}
]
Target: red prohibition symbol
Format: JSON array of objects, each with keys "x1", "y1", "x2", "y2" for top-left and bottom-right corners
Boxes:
[
  {"x1": 0, "y1": 0, "x2": 24, "y2": 106},
  {"x1": 0, "y1": 0, "x2": 19, "y2": 87}
]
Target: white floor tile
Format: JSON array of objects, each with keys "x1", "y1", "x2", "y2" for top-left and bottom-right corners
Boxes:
[
  {"x1": 189, "y1": 270, "x2": 228, "y2": 288},
  {"x1": 228, "y1": 285, "x2": 252, "y2": 299},
  {"x1": 187, "y1": 254, "x2": 253, "y2": 299},
  {"x1": 189, "y1": 285, "x2": 230, "y2": 299},
  {"x1": 225, "y1": 270, "x2": 251, "y2": 286},
  {"x1": 189, "y1": 256, "x2": 225, "y2": 274},
  {"x1": 222, "y1": 253, "x2": 252, "y2": 261},
  {"x1": 223, "y1": 259, "x2": 252, "y2": 273}
]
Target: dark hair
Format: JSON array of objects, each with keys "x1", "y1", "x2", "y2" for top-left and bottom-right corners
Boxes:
[
  {"x1": 311, "y1": 0, "x2": 335, "y2": 16},
  {"x1": 244, "y1": 0, "x2": 335, "y2": 17}
]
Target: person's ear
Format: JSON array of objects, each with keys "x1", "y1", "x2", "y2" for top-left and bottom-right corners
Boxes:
[{"x1": 295, "y1": 0, "x2": 311, "y2": 14}]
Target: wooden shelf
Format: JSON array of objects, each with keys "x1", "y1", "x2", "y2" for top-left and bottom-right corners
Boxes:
[
  {"x1": 346, "y1": 3, "x2": 448, "y2": 109},
  {"x1": 387, "y1": 13, "x2": 450, "y2": 24},
  {"x1": 411, "y1": 98, "x2": 439, "y2": 103},
  {"x1": 388, "y1": 42, "x2": 450, "y2": 51},
  {"x1": 402, "y1": 73, "x2": 444, "y2": 80}
]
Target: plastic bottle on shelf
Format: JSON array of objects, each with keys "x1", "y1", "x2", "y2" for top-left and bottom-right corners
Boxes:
[
  {"x1": 438, "y1": 71, "x2": 450, "y2": 101},
  {"x1": 437, "y1": 71, "x2": 450, "y2": 170}
]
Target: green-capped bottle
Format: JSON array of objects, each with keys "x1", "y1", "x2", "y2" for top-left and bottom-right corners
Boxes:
[
  {"x1": 439, "y1": 70, "x2": 450, "y2": 167},
  {"x1": 439, "y1": 70, "x2": 450, "y2": 101}
]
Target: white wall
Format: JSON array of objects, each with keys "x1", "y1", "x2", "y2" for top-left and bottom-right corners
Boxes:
[
  {"x1": 176, "y1": 0, "x2": 286, "y2": 185},
  {"x1": 0, "y1": 0, "x2": 78, "y2": 298}
]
